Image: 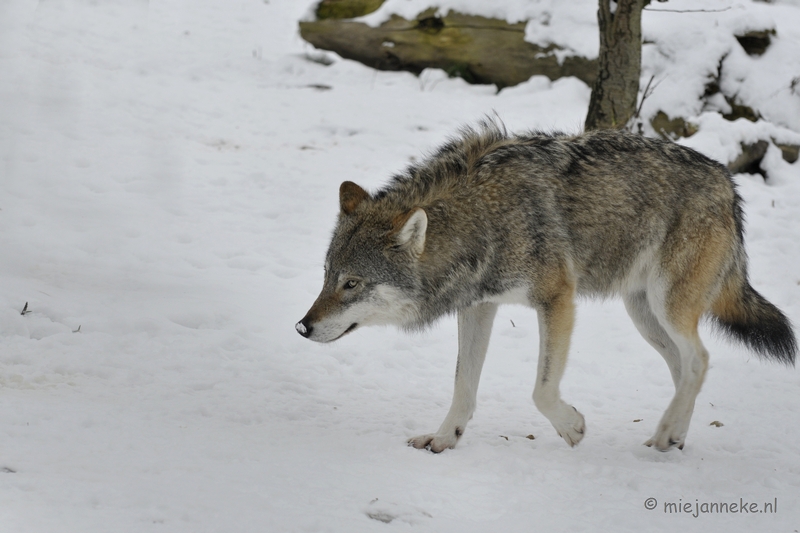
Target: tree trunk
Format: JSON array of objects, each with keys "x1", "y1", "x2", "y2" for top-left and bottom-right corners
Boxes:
[{"x1": 584, "y1": 0, "x2": 645, "y2": 131}]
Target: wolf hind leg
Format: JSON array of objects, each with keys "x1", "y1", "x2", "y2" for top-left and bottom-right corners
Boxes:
[
  {"x1": 643, "y1": 282, "x2": 710, "y2": 451},
  {"x1": 644, "y1": 331, "x2": 708, "y2": 451},
  {"x1": 642, "y1": 200, "x2": 738, "y2": 451},
  {"x1": 531, "y1": 281, "x2": 586, "y2": 447},
  {"x1": 623, "y1": 290, "x2": 681, "y2": 388},
  {"x1": 409, "y1": 302, "x2": 498, "y2": 453}
]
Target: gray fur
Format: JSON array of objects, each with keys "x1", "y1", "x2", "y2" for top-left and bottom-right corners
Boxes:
[{"x1": 297, "y1": 120, "x2": 796, "y2": 452}]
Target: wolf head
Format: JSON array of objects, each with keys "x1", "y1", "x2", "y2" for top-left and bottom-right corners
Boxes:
[{"x1": 296, "y1": 181, "x2": 428, "y2": 342}]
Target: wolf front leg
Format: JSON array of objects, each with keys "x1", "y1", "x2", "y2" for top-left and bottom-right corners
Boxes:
[
  {"x1": 532, "y1": 286, "x2": 586, "y2": 447},
  {"x1": 408, "y1": 302, "x2": 498, "y2": 452}
]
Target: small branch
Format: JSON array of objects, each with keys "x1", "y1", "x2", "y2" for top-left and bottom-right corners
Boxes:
[
  {"x1": 644, "y1": 7, "x2": 731, "y2": 13},
  {"x1": 634, "y1": 75, "x2": 656, "y2": 119},
  {"x1": 768, "y1": 76, "x2": 799, "y2": 98},
  {"x1": 20, "y1": 302, "x2": 30, "y2": 316},
  {"x1": 628, "y1": 74, "x2": 663, "y2": 133}
]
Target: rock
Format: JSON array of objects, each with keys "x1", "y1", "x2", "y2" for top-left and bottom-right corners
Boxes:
[
  {"x1": 727, "y1": 139, "x2": 799, "y2": 177},
  {"x1": 735, "y1": 30, "x2": 775, "y2": 56},
  {"x1": 728, "y1": 140, "x2": 769, "y2": 177},
  {"x1": 704, "y1": 83, "x2": 760, "y2": 123},
  {"x1": 774, "y1": 141, "x2": 799, "y2": 164},
  {"x1": 722, "y1": 98, "x2": 760, "y2": 122},
  {"x1": 703, "y1": 57, "x2": 761, "y2": 122},
  {"x1": 299, "y1": 11, "x2": 597, "y2": 89},
  {"x1": 650, "y1": 111, "x2": 697, "y2": 139}
]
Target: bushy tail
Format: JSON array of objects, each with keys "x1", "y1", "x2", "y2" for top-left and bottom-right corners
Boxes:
[{"x1": 711, "y1": 274, "x2": 797, "y2": 366}]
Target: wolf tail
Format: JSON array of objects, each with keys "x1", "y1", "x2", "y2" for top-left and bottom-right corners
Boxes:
[{"x1": 710, "y1": 267, "x2": 797, "y2": 366}]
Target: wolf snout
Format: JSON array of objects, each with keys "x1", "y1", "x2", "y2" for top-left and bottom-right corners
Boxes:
[{"x1": 295, "y1": 317, "x2": 313, "y2": 338}]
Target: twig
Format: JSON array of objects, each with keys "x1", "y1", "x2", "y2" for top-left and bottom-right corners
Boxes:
[
  {"x1": 628, "y1": 75, "x2": 663, "y2": 133},
  {"x1": 644, "y1": 7, "x2": 731, "y2": 13},
  {"x1": 20, "y1": 302, "x2": 30, "y2": 316},
  {"x1": 634, "y1": 75, "x2": 656, "y2": 120},
  {"x1": 768, "y1": 76, "x2": 800, "y2": 98}
]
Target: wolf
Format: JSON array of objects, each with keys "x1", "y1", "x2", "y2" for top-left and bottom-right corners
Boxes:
[{"x1": 295, "y1": 121, "x2": 796, "y2": 452}]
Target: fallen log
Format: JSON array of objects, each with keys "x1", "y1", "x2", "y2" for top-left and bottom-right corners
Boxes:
[{"x1": 300, "y1": 10, "x2": 597, "y2": 89}]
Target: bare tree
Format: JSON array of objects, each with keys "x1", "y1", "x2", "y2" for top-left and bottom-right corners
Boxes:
[{"x1": 585, "y1": 0, "x2": 646, "y2": 130}]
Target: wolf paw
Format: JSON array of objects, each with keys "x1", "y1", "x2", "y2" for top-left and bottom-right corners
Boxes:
[
  {"x1": 551, "y1": 406, "x2": 586, "y2": 447},
  {"x1": 644, "y1": 432, "x2": 685, "y2": 452},
  {"x1": 645, "y1": 419, "x2": 688, "y2": 451},
  {"x1": 407, "y1": 428, "x2": 462, "y2": 453}
]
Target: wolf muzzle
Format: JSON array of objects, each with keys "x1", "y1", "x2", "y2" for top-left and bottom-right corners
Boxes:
[
  {"x1": 295, "y1": 315, "x2": 359, "y2": 342},
  {"x1": 295, "y1": 317, "x2": 312, "y2": 338}
]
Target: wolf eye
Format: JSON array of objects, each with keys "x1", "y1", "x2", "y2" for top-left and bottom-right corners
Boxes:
[{"x1": 344, "y1": 280, "x2": 359, "y2": 289}]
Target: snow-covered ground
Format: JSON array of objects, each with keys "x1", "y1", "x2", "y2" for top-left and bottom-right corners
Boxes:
[{"x1": 1, "y1": 1, "x2": 798, "y2": 532}]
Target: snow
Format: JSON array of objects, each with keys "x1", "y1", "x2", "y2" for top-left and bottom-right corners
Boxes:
[
  {"x1": 1, "y1": 1, "x2": 799, "y2": 532},
  {"x1": 640, "y1": 0, "x2": 800, "y2": 134}
]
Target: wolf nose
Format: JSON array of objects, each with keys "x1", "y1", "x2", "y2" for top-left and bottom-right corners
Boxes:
[{"x1": 295, "y1": 318, "x2": 312, "y2": 338}]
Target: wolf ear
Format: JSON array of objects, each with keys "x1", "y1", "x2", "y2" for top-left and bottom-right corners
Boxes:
[
  {"x1": 392, "y1": 208, "x2": 427, "y2": 256},
  {"x1": 339, "y1": 181, "x2": 369, "y2": 215}
]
